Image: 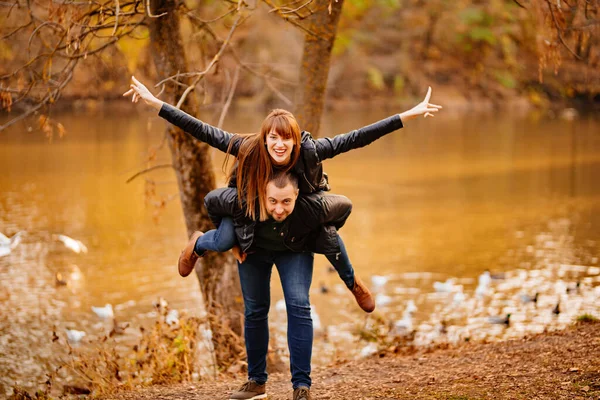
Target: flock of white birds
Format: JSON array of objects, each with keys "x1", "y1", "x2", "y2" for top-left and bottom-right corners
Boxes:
[
  {"x1": 0, "y1": 231, "x2": 88, "y2": 257},
  {"x1": 3, "y1": 228, "x2": 598, "y2": 360}
]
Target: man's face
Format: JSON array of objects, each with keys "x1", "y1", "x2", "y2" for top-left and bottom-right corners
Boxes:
[{"x1": 266, "y1": 181, "x2": 298, "y2": 222}]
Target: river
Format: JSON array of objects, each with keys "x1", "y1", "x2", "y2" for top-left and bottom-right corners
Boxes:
[{"x1": 1, "y1": 106, "x2": 599, "y2": 394}]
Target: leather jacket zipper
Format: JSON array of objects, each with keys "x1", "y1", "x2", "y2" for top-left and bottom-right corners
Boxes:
[{"x1": 302, "y1": 174, "x2": 315, "y2": 192}]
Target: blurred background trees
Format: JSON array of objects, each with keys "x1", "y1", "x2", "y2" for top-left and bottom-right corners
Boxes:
[{"x1": 1, "y1": 0, "x2": 597, "y2": 121}]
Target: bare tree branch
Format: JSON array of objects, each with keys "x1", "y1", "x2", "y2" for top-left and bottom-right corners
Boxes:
[
  {"x1": 126, "y1": 164, "x2": 174, "y2": 183},
  {"x1": 269, "y1": 0, "x2": 314, "y2": 16},
  {"x1": 512, "y1": 0, "x2": 527, "y2": 9},
  {"x1": 217, "y1": 66, "x2": 240, "y2": 129},
  {"x1": 153, "y1": 13, "x2": 244, "y2": 108},
  {"x1": 566, "y1": 20, "x2": 600, "y2": 32},
  {"x1": 112, "y1": 0, "x2": 120, "y2": 36},
  {"x1": 185, "y1": 6, "x2": 237, "y2": 25},
  {"x1": 262, "y1": 0, "x2": 320, "y2": 37},
  {"x1": 546, "y1": 0, "x2": 585, "y2": 61},
  {"x1": 145, "y1": 0, "x2": 167, "y2": 18},
  {"x1": 1, "y1": 19, "x2": 33, "y2": 40},
  {"x1": 0, "y1": 68, "x2": 74, "y2": 131}
]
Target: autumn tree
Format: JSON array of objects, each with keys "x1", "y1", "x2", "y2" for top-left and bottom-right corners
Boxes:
[
  {"x1": 266, "y1": 0, "x2": 345, "y2": 136},
  {"x1": 0, "y1": 0, "x2": 249, "y2": 370},
  {"x1": 525, "y1": 0, "x2": 599, "y2": 93},
  {"x1": 1, "y1": 0, "x2": 350, "y2": 372}
]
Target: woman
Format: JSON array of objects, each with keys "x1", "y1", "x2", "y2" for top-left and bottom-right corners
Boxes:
[{"x1": 123, "y1": 76, "x2": 441, "y2": 312}]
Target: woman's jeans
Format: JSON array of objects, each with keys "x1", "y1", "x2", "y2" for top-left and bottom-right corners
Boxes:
[
  {"x1": 326, "y1": 236, "x2": 355, "y2": 289},
  {"x1": 195, "y1": 217, "x2": 356, "y2": 289},
  {"x1": 193, "y1": 217, "x2": 237, "y2": 254},
  {"x1": 238, "y1": 249, "x2": 314, "y2": 389}
]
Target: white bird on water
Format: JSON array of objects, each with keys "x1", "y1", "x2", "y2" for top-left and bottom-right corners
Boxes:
[
  {"x1": 275, "y1": 299, "x2": 286, "y2": 312},
  {"x1": 165, "y1": 309, "x2": 179, "y2": 326},
  {"x1": 152, "y1": 297, "x2": 169, "y2": 310},
  {"x1": 375, "y1": 293, "x2": 392, "y2": 307},
  {"x1": 359, "y1": 342, "x2": 379, "y2": 357},
  {"x1": 475, "y1": 283, "x2": 489, "y2": 298},
  {"x1": 391, "y1": 313, "x2": 413, "y2": 335},
  {"x1": 91, "y1": 304, "x2": 114, "y2": 320},
  {"x1": 404, "y1": 299, "x2": 418, "y2": 315},
  {"x1": 66, "y1": 329, "x2": 86, "y2": 344},
  {"x1": 453, "y1": 290, "x2": 466, "y2": 305},
  {"x1": 433, "y1": 278, "x2": 456, "y2": 293},
  {"x1": 0, "y1": 231, "x2": 25, "y2": 257},
  {"x1": 478, "y1": 271, "x2": 492, "y2": 288},
  {"x1": 371, "y1": 275, "x2": 389, "y2": 288},
  {"x1": 310, "y1": 305, "x2": 322, "y2": 331},
  {"x1": 53, "y1": 234, "x2": 88, "y2": 254}
]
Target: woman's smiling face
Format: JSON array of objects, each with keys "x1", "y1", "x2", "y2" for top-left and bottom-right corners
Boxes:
[{"x1": 266, "y1": 129, "x2": 294, "y2": 165}]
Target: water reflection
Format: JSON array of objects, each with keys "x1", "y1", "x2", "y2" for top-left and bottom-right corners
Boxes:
[{"x1": 1, "y1": 109, "x2": 599, "y2": 394}]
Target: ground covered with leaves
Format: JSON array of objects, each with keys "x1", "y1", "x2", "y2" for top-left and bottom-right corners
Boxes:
[{"x1": 98, "y1": 321, "x2": 599, "y2": 400}]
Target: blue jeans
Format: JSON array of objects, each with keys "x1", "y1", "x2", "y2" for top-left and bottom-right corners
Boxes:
[
  {"x1": 238, "y1": 249, "x2": 314, "y2": 389},
  {"x1": 195, "y1": 217, "x2": 355, "y2": 289},
  {"x1": 326, "y1": 236, "x2": 355, "y2": 289},
  {"x1": 194, "y1": 217, "x2": 237, "y2": 255}
]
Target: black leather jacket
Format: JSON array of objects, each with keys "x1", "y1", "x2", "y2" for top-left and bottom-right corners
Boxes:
[
  {"x1": 204, "y1": 187, "x2": 352, "y2": 255},
  {"x1": 158, "y1": 103, "x2": 404, "y2": 193}
]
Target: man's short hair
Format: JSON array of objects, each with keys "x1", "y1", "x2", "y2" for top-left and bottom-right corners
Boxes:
[{"x1": 269, "y1": 171, "x2": 299, "y2": 190}]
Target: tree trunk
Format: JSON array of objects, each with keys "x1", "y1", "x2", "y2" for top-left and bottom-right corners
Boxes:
[
  {"x1": 147, "y1": 0, "x2": 244, "y2": 370},
  {"x1": 295, "y1": 0, "x2": 345, "y2": 137}
]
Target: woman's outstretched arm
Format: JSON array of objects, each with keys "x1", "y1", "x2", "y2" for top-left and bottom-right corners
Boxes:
[
  {"x1": 123, "y1": 75, "x2": 164, "y2": 110},
  {"x1": 123, "y1": 76, "x2": 239, "y2": 155},
  {"x1": 315, "y1": 86, "x2": 442, "y2": 161}
]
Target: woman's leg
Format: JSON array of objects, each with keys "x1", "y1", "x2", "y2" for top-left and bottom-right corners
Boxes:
[
  {"x1": 326, "y1": 233, "x2": 375, "y2": 313},
  {"x1": 325, "y1": 234, "x2": 355, "y2": 289},
  {"x1": 193, "y1": 216, "x2": 236, "y2": 255}
]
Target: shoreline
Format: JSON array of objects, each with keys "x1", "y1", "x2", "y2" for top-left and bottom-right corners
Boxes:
[
  {"x1": 94, "y1": 320, "x2": 600, "y2": 400},
  {"x1": 2, "y1": 89, "x2": 599, "y2": 124}
]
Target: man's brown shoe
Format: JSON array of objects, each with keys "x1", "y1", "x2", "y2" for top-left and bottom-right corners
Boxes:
[
  {"x1": 229, "y1": 380, "x2": 267, "y2": 400},
  {"x1": 293, "y1": 386, "x2": 312, "y2": 400},
  {"x1": 351, "y1": 276, "x2": 376, "y2": 313},
  {"x1": 178, "y1": 231, "x2": 203, "y2": 277}
]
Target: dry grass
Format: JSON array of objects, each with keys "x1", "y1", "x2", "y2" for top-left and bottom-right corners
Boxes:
[{"x1": 9, "y1": 302, "x2": 245, "y2": 398}]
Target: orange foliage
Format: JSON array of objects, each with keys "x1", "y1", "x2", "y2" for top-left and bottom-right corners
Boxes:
[
  {"x1": 0, "y1": 91, "x2": 12, "y2": 112},
  {"x1": 38, "y1": 115, "x2": 67, "y2": 142}
]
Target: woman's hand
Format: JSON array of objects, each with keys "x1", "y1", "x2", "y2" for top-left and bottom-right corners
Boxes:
[
  {"x1": 399, "y1": 87, "x2": 442, "y2": 121},
  {"x1": 232, "y1": 244, "x2": 247, "y2": 264},
  {"x1": 122, "y1": 76, "x2": 164, "y2": 111}
]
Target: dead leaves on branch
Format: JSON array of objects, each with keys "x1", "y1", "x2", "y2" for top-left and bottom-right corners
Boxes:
[
  {"x1": 531, "y1": 0, "x2": 599, "y2": 79},
  {"x1": 1, "y1": 91, "x2": 12, "y2": 112},
  {"x1": 38, "y1": 115, "x2": 66, "y2": 143},
  {"x1": 1, "y1": 0, "x2": 146, "y2": 122}
]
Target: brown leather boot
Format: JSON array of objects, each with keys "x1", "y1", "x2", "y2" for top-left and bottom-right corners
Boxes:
[
  {"x1": 229, "y1": 380, "x2": 266, "y2": 400},
  {"x1": 177, "y1": 231, "x2": 203, "y2": 277},
  {"x1": 350, "y1": 276, "x2": 376, "y2": 313},
  {"x1": 293, "y1": 386, "x2": 312, "y2": 400}
]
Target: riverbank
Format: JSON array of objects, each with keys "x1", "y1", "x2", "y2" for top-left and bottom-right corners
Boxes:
[
  {"x1": 94, "y1": 320, "x2": 599, "y2": 400},
  {"x1": 4, "y1": 82, "x2": 598, "y2": 118}
]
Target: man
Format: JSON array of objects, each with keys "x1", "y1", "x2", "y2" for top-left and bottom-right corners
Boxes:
[{"x1": 201, "y1": 172, "x2": 374, "y2": 400}]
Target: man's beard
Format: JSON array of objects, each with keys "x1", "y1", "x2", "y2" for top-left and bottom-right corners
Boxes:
[{"x1": 272, "y1": 214, "x2": 286, "y2": 221}]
